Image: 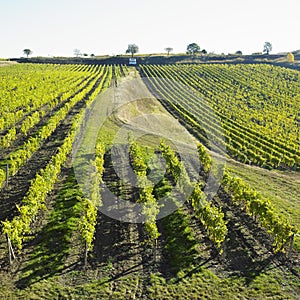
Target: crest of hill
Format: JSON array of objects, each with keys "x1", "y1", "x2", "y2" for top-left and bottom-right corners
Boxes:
[{"x1": 9, "y1": 52, "x2": 300, "y2": 71}]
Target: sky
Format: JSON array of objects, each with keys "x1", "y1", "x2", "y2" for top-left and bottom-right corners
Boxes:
[{"x1": 0, "y1": 0, "x2": 299, "y2": 58}]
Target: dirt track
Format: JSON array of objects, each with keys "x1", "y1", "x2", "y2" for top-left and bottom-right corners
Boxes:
[{"x1": 0, "y1": 61, "x2": 17, "y2": 67}]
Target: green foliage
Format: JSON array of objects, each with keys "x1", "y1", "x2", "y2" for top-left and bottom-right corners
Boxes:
[
  {"x1": 130, "y1": 140, "x2": 148, "y2": 176},
  {"x1": 159, "y1": 140, "x2": 192, "y2": 193},
  {"x1": 23, "y1": 49, "x2": 32, "y2": 57},
  {"x1": 186, "y1": 43, "x2": 200, "y2": 55},
  {"x1": 0, "y1": 64, "x2": 93, "y2": 131},
  {"x1": 1, "y1": 64, "x2": 112, "y2": 252},
  {"x1": 2, "y1": 128, "x2": 75, "y2": 250},
  {"x1": 159, "y1": 139, "x2": 227, "y2": 249},
  {"x1": 126, "y1": 44, "x2": 139, "y2": 57},
  {"x1": 0, "y1": 127, "x2": 16, "y2": 148},
  {"x1": 129, "y1": 139, "x2": 160, "y2": 241},
  {"x1": 222, "y1": 169, "x2": 297, "y2": 252},
  {"x1": 197, "y1": 143, "x2": 212, "y2": 173},
  {"x1": 153, "y1": 177, "x2": 172, "y2": 199},
  {"x1": 197, "y1": 202, "x2": 227, "y2": 249},
  {"x1": 20, "y1": 111, "x2": 41, "y2": 136},
  {"x1": 189, "y1": 182, "x2": 228, "y2": 248},
  {"x1": 263, "y1": 42, "x2": 272, "y2": 55},
  {"x1": 78, "y1": 198, "x2": 97, "y2": 251},
  {"x1": 3, "y1": 64, "x2": 109, "y2": 176},
  {"x1": 163, "y1": 207, "x2": 199, "y2": 274},
  {"x1": 95, "y1": 143, "x2": 105, "y2": 182},
  {"x1": 0, "y1": 168, "x2": 6, "y2": 188}
]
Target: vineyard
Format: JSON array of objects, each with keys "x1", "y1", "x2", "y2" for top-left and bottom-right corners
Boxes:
[
  {"x1": 0, "y1": 63, "x2": 299, "y2": 299},
  {"x1": 140, "y1": 64, "x2": 300, "y2": 169}
]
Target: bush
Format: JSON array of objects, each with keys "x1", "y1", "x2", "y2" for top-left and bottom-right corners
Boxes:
[{"x1": 287, "y1": 52, "x2": 294, "y2": 63}]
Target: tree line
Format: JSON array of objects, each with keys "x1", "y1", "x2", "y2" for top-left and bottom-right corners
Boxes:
[{"x1": 22, "y1": 42, "x2": 296, "y2": 63}]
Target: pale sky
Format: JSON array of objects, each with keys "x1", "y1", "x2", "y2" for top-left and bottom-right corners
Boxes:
[{"x1": 0, "y1": 0, "x2": 299, "y2": 58}]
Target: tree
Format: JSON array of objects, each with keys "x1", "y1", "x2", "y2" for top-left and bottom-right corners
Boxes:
[
  {"x1": 126, "y1": 44, "x2": 139, "y2": 57},
  {"x1": 201, "y1": 49, "x2": 207, "y2": 55},
  {"x1": 23, "y1": 49, "x2": 32, "y2": 58},
  {"x1": 287, "y1": 52, "x2": 294, "y2": 63},
  {"x1": 186, "y1": 43, "x2": 200, "y2": 56},
  {"x1": 263, "y1": 42, "x2": 272, "y2": 55},
  {"x1": 73, "y1": 49, "x2": 81, "y2": 57},
  {"x1": 90, "y1": 54, "x2": 95, "y2": 57},
  {"x1": 164, "y1": 47, "x2": 173, "y2": 56},
  {"x1": 235, "y1": 50, "x2": 243, "y2": 55}
]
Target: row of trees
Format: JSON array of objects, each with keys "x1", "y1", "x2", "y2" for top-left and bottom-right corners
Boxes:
[
  {"x1": 186, "y1": 42, "x2": 273, "y2": 56},
  {"x1": 73, "y1": 49, "x2": 95, "y2": 57},
  {"x1": 22, "y1": 49, "x2": 96, "y2": 58},
  {"x1": 125, "y1": 42, "x2": 273, "y2": 57},
  {"x1": 23, "y1": 42, "x2": 295, "y2": 59},
  {"x1": 124, "y1": 43, "x2": 206, "y2": 57}
]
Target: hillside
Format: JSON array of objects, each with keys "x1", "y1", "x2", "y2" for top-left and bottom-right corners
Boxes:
[{"x1": 0, "y1": 63, "x2": 299, "y2": 299}]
